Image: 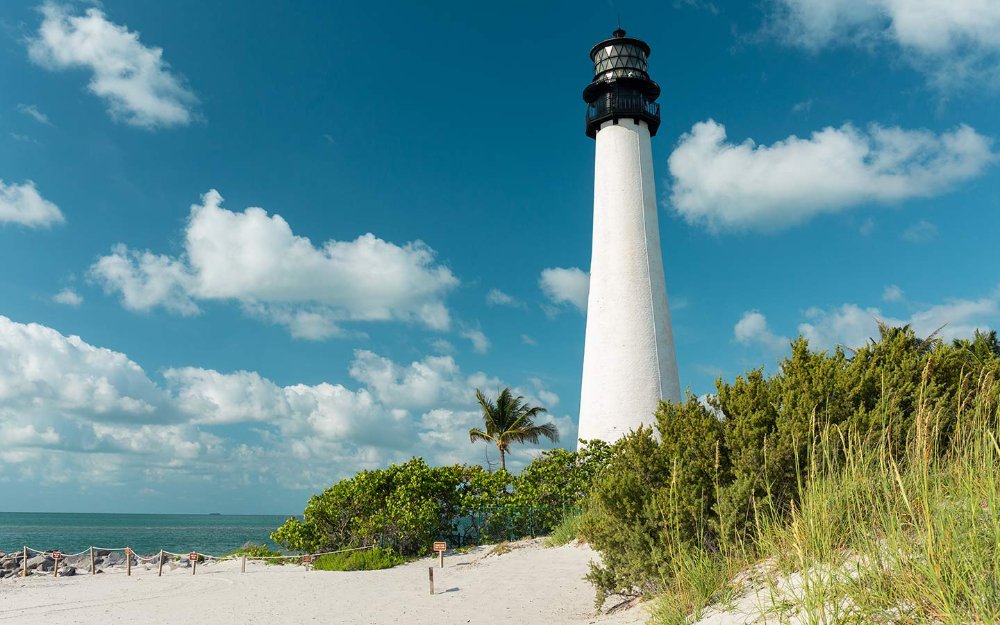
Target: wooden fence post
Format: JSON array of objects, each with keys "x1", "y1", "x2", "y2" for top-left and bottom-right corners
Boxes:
[
  {"x1": 22, "y1": 547, "x2": 27, "y2": 578},
  {"x1": 241, "y1": 554, "x2": 246, "y2": 573},
  {"x1": 158, "y1": 550, "x2": 164, "y2": 577},
  {"x1": 428, "y1": 567, "x2": 434, "y2": 595},
  {"x1": 126, "y1": 547, "x2": 132, "y2": 576},
  {"x1": 90, "y1": 547, "x2": 95, "y2": 575}
]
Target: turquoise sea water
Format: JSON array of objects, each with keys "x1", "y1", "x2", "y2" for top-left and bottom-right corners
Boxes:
[{"x1": 0, "y1": 512, "x2": 292, "y2": 556}]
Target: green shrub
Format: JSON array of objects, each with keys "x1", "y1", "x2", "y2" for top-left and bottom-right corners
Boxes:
[
  {"x1": 225, "y1": 542, "x2": 283, "y2": 559},
  {"x1": 545, "y1": 511, "x2": 582, "y2": 547},
  {"x1": 579, "y1": 327, "x2": 1000, "y2": 611},
  {"x1": 578, "y1": 396, "x2": 725, "y2": 606},
  {"x1": 311, "y1": 547, "x2": 405, "y2": 571},
  {"x1": 271, "y1": 458, "x2": 465, "y2": 556}
]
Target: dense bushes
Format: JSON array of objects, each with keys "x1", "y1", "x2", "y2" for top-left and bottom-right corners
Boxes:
[
  {"x1": 272, "y1": 442, "x2": 612, "y2": 556},
  {"x1": 579, "y1": 398, "x2": 725, "y2": 605},
  {"x1": 579, "y1": 327, "x2": 1000, "y2": 606}
]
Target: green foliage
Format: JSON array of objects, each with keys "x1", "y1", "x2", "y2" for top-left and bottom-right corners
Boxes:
[
  {"x1": 469, "y1": 386, "x2": 560, "y2": 471},
  {"x1": 311, "y1": 547, "x2": 406, "y2": 571},
  {"x1": 579, "y1": 326, "x2": 1000, "y2": 612},
  {"x1": 271, "y1": 458, "x2": 465, "y2": 556},
  {"x1": 511, "y1": 439, "x2": 612, "y2": 532},
  {"x1": 579, "y1": 397, "x2": 724, "y2": 605},
  {"x1": 716, "y1": 327, "x2": 1000, "y2": 539},
  {"x1": 225, "y1": 542, "x2": 283, "y2": 559},
  {"x1": 545, "y1": 511, "x2": 583, "y2": 547}
]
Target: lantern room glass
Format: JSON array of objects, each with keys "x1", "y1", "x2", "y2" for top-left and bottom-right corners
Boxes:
[{"x1": 591, "y1": 43, "x2": 648, "y2": 81}]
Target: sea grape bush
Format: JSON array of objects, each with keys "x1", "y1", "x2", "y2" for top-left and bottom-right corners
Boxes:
[{"x1": 272, "y1": 443, "x2": 612, "y2": 556}]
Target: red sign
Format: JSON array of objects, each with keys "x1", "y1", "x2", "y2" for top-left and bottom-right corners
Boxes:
[
  {"x1": 302, "y1": 554, "x2": 313, "y2": 564},
  {"x1": 52, "y1": 550, "x2": 62, "y2": 560},
  {"x1": 124, "y1": 548, "x2": 131, "y2": 555},
  {"x1": 433, "y1": 542, "x2": 446, "y2": 552},
  {"x1": 189, "y1": 552, "x2": 199, "y2": 561}
]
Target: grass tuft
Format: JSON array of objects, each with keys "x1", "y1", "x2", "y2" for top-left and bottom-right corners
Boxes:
[
  {"x1": 545, "y1": 511, "x2": 583, "y2": 547},
  {"x1": 311, "y1": 547, "x2": 405, "y2": 571}
]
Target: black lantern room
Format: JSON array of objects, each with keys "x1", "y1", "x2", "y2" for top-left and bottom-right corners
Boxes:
[{"x1": 583, "y1": 28, "x2": 661, "y2": 139}]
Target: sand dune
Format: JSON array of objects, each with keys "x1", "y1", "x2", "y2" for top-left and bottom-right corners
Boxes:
[{"x1": 0, "y1": 540, "x2": 647, "y2": 625}]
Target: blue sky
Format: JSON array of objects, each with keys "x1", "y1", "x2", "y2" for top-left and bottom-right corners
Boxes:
[{"x1": 1, "y1": 0, "x2": 998, "y2": 514}]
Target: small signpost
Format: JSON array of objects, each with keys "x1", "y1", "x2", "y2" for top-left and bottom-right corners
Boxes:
[
  {"x1": 52, "y1": 550, "x2": 61, "y2": 578},
  {"x1": 302, "y1": 554, "x2": 313, "y2": 571},
  {"x1": 189, "y1": 552, "x2": 199, "y2": 575},
  {"x1": 125, "y1": 547, "x2": 132, "y2": 576},
  {"x1": 433, "y1": 541, "x2": 446, "y2": 568}
]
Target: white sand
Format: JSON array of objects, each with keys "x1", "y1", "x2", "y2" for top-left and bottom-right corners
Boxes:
[{"x1": 0, "y1": 540, "x2": 647, "y2": 625}]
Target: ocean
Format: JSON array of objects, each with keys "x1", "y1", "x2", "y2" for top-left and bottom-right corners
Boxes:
[{"x1": 0, "y1": 512, "x2": 292, "y2": 556}]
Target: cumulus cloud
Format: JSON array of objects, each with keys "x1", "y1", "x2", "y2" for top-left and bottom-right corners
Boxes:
[
  {"x1": 0, "y1": 180, "x2": 64, "y2": 227},
  {"x1": 0, "y1": 316, "x2": 570, "y2": 496},
  {"x1": 539, "y1": 267, "x2": 590, "y2": 313},
  {"x1": 28, "y1": 3, "x2": 196, "y2": 128},
  {"x1": 734, "y1": 310, "x2": 789, "y2": 353},
  {"x1": 767, "y1": 0, "x2": 1000, "y2": 90},
  {"x1": 741, "y1": 288, "x2": 999, "y2": 354},
  {"x1": 90, "y1": 190, "x2": 458, "y2": 337},
  {"x1": 668, "y1": 120, "x2": 995, "y2": 231},
  {"x1": 52, "y1": 288, "x2": 83, "y2": 307}
]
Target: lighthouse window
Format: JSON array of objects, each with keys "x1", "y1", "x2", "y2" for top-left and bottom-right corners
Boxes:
[{"x1": 594, "y1": 42, "x2": 648, "y2": 78}]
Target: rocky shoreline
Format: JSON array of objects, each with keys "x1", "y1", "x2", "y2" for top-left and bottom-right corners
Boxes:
[{"x1": 0, "y1": 550, "x2": 200, "y2": 578}]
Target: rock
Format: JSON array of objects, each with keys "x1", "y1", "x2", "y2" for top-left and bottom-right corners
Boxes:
[
  {"x1": 26, "y1": 555, "x2": 53, "y2": 572},
  {"x1": 60, "y1": 567, "x2": 77, "y2": 577}
]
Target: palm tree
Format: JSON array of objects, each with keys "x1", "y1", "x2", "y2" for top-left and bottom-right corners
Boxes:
[{"x1": 469, "y1": 387, "x2": 559, "y2": 471}]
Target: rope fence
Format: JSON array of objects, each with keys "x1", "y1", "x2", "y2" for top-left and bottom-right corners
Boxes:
[{"x1": 13, "y1": 544, "x2": 375, "y2": 578}]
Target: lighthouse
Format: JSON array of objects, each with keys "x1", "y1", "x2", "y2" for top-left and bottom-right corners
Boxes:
[{"x1": 577, "y1": 27, "x2": 681, "y2": 446}]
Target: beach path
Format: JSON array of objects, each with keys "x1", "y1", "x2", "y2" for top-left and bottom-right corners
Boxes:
[{"x1": 0, "y1": 540, "x2": 646, "y2": 625}]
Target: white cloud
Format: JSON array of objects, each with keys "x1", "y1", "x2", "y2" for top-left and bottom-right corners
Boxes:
[
  {"x1": 486, "y1": 288, "x2": 523, "y2": 308},
  {"x1": 0, "y1": 180, "x2": 64, "y2": 227},
  {"x1": 882, "y1": 284, "x2": 904, "y2": 302},
  {"x1": 768, "y1": 0, "x2": 1000, "y2": 90},
  {"x1": 28, "y1": 3, "x2": 196, "y2": 128},
  {"x1": 0, "y1": 316, "x2": 571, "y2": 494},
  {"x1": 521, "y1": 334, "x2": 537, "y2": 346},
  {"x1": 734, "y1": 310, "x2": 789, "y2": 353},
  {"x1": 53, "y1": 288, "x2": 83, "y2": 307},
  {"x1": 17, "y1": 103, "x2": 52, "y2": 126},
  {"x1": 798, "y1": 304, "x2": 898, "y2": 350},
  {"x1": 460, "y1": 327, "x2": 491, "y2": 354},
  {"x1": 668, "y1": 120, "x2": 995, "y2": 232},
  {"x1": 539, "y1": 267, "x2": 590, "y2": 312},
  {"x1": 742, "y1": 288, "x2": 999, "y2": 354},
  {"x1": 902, "y1": 219, "x2": 938, "y2": 242},
  {"x1": 90, "y1": 190, "x2": 458, "y2": 337}
]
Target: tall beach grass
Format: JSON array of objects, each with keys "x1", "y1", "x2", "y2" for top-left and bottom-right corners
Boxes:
[{"x1": 654, "y1": 370, "x2": 1000, "y2": 624}]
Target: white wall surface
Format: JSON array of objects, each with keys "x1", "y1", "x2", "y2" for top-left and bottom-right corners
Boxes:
[{"x1": 578, "y1": 118, "x2": 681, "y2": 447}]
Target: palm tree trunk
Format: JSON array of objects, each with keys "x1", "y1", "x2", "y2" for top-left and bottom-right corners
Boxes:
[{"x1": 499, "y1": 447, "x2": 506, "y2": 472}]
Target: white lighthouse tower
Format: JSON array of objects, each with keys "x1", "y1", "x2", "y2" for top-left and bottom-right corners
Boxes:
[{"x1": 577, "y1": 27, "x2": 681, "y2": 446}]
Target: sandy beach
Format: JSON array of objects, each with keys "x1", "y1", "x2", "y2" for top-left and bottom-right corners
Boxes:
[{"x1": 0, "y1": 540, "x2": 647, "y2": 625}]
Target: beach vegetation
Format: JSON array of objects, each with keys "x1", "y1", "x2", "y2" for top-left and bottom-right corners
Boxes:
[
  {"x1": 311, "y1": 546, "x2": 406, "y2": 571},
  {"x1": 225, "y1": 542, "x2": 283, "y2": 560},
  {"x1": 576, "y1": 326, "x2": 1000, "y2": 623},
  {"x1": 544, "y1": 510, "x2": 583, "y2": 547},
  {"x1": 469, "y1": 387, "x2": 560, "y2": 471},
  {"x1": 273, "y1": 441, "x2": 611, "y2": 557}
]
